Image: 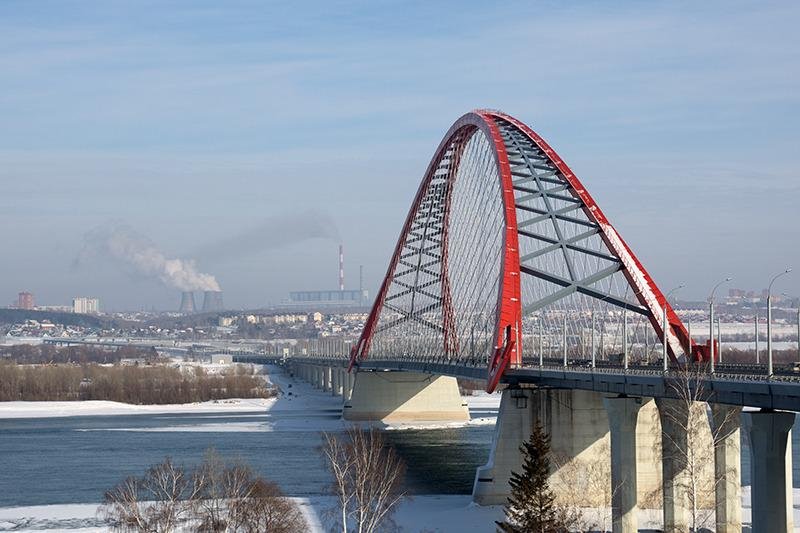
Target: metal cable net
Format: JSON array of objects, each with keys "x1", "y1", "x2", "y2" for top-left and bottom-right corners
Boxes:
[
  {"x1": 369, "y1": 128, "x2": 505, "y2": 365},
  {"x1": 360, "y1": 112, "x2": 673, "y2": 373},
  {"x1": 494, "y1": 117, "x2": 662, "y2": 366}
]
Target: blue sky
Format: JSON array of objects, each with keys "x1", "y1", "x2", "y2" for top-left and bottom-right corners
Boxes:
[{"x1": 1, "y1": 0, "x2": 798, "y2": 310}]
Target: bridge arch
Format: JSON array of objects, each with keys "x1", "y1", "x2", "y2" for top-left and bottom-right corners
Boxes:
[{"x1": 350, "y1": 110, "x2": 698, "y2": 391}]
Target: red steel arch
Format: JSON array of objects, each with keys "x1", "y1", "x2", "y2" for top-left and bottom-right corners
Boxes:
[{"x1": 350, "y1": 110, "x2": 698, "y2": 392}]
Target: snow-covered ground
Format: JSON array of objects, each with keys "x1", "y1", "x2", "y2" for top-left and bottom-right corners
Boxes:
[
  {"x1": 3, "y1": 492, "x2": 800, "y2": 532},
  {"x1": 0, "y1": 398, "x2": 276, "y2": 419}
]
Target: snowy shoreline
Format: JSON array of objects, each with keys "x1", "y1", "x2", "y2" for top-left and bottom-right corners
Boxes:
[
  {"x1": 0, "y1": 398, "x2": 277, "y2": 419},
  {"x1": 3, "y1": 491, "x2": 800, "y2": 533}
]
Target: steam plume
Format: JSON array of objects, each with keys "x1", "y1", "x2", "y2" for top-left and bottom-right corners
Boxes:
[
  {"x1": 190, "y1": 210, "x2": 340, "y2": 262},
  {"x1": 78, "y1": 225, "x2": 220, "y2": 292}
]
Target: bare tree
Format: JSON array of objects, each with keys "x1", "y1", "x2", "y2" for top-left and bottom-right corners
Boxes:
[
  {"x1": 322, "y1": 427, "x2": 406, "y2": 533},
  {"x1": 551, "y1": 440, "x2": 619, "y2": 532},
  {"x1": 100, "y1": 451, "x2": 306, "y2": 533},
  {"x1": 322, "y1": 431, "x2": 356, "y2": 532},
  {"x1": 101, "y1": 458, "x2": 195, "y2": 532},
  {"x1": 659, "y1": 365, "x2": 741, "y2": 532},
  {"x1": 228, "y1": 478, "x2": 306, "y2": 533}
]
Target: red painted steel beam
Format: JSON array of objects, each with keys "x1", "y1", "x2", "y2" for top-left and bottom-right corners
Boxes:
[{"x1": 487, "y1": 110, "x2": 698, "y2": 362}]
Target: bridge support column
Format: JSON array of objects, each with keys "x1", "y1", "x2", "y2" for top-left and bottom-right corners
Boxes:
[
  {"x1": 343, "y1": 371, "x2": 468, "y2": 423},
  {"x1": 344, "y1": 371, "x2": 353, "y2": 400},
  {"x1": 314, "y1": 366, "x2": 322, "y2": 389},
  {"x1": 711, "y1": 403, "x2": 742, "y2": 533},
  {"x1": 655, "y1": 398, "x2": 689, "y2": 533},
  {"x1": 473, "y1": 388, "x2": 534, "y2": 505},
  {"x1": 604, "y1": 396, "x2": 642, "y2": 533},
  {"x1": 323, "y1": 367, "x2": 332, "y2": 392},
  {"x1": 745, "y1": 410, "x2": 795, "y2": 533},
  {"x1": 332, "y1": 368, "x2": 342, "y2": 396}
]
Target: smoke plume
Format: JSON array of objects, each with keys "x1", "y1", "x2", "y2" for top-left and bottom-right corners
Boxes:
[
  {"x1": 78, "y1": 225, "x2": 221, "y2": 292},
  {"x1": 190, "y1": 210, "x2": 340, "y2": 262}
]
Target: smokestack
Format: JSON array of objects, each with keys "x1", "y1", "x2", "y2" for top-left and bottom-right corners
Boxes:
[
  {"x1": 359, "y1": 265, "x2": 364, "y2": 305},
  {"x1": 202, "y1": 290, "x2": 224, "y2": 312},
  {"x1": 179, "y1": 291, "x2": 196, "y2": 314},
  {"x1": 339, "y1": 244, "x2": 345, "y2": 291}
]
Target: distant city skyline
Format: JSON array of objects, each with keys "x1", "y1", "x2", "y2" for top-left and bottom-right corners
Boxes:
[{"x1": 1, "y1": 1, "x2": 798, "y2": 310}]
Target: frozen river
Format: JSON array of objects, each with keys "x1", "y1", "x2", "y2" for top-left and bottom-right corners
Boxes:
[{"x1": 0, "y1": 406, "x2": 495, "y2": 508}]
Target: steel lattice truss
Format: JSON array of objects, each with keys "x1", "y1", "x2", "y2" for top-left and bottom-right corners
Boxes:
[{"x1": 350, "y1": 110, "x2": 699, "y2": 391}]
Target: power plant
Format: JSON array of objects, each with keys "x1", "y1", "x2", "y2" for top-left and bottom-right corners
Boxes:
[
  {"x1": 202, "y1": 290, "x2": 224, "y2": 312},
  {"x1": 179, "y1": 291, "x2": 196, "y2": 314},
  {"x1": 286, "y1": 243, "x2": 368, "y2": 308}
]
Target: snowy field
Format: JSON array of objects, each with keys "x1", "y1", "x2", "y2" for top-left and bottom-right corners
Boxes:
[
  {"x1": 3, "y1": 493, "x2": 800, "y2": 532},
  {"x1": 0, "y1": 397, "x2": 276, "y2": 419}
]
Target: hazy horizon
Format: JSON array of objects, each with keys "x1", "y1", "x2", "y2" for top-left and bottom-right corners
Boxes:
[{"x1": 2, "y1": 1, "x2": 798, "y2": 311}]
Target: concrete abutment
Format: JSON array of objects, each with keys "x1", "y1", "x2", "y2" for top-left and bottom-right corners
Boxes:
[{"x1": 342, "y1": 371, "x2": 469, "y2": 423}]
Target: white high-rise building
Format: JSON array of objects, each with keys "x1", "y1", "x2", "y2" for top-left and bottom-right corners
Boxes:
[{"x1": 73, "y1": 297, "x2": 100, "y2": 314}]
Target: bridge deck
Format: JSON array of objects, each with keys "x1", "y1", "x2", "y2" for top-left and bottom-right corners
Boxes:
[{"x1": 280, "y1": 356, "x2": 800, "y2": 412}]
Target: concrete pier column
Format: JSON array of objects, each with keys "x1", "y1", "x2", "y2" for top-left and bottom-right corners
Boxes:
[
  {"x1": 603, "y1": 396, "x2": 642, "y2": 533},
  {"x1": 336, "y1": 369, "x2": 345, "y2": 396},
  {"x1": 655, "y1": 398, "x2": 689, "y2": 533},
  {"x1": 711, "y1": 403, "x2": 742, "y2": 533},
  {"x1": 745, "y1": 410, "x2": 795, "y2": 533},
  {"x1": 473, "y1": 388, "x2": 535, "y2": 505},
  {"x1": 343, "y1": 371, "x2": 468, "y2": 423},
  {"x1": 323, "y1": 367, "x2": 332, "y2": 392},
  {"x1": 344, "y1": 371, "x2": 353, "y2": 400},
  {"x1": 331, "y1": 368, "x2": 341, "y2": 396},
  {"x1": 314, "y1": 366, "x2": 322, "y2": 389}
]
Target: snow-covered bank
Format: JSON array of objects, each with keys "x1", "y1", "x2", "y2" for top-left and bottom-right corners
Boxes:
[
  {"x1": 4, "y1": 491, "x2": 800, "y2": 532},
  {"x1": 0, "y1": 398, "x2": 275, "y2": 419},
  {"x1": 0, "y1": 495, "x2": 503, "y2": 533}
]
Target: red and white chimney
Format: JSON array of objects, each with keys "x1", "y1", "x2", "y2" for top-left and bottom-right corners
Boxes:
[{"x1": 339, "y1": 244, "x2": 345, "y2": 291}]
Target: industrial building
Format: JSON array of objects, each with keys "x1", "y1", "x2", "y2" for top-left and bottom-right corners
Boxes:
[
  {"x1": 202, "y1": 290, "x2": 224, "y2": 312},
  {"x1": 288, "y1": 289, "x2": 368, "y2": 307},
  {"x1": 285, "y1": 244, "x2": 369, "y2": 308}
]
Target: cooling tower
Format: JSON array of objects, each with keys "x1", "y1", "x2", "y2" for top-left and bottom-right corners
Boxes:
[
  {"x1": 202, "y1": 290, "x2": 224, "y2": 312},
  {"x1": 179, "y1": 291, "x2": 196, "y2": 314}
]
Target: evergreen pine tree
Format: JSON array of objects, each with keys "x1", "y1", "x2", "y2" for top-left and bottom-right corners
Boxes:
[{"x1": 496, "y1": 422, "x2": 560, "y2": 533}]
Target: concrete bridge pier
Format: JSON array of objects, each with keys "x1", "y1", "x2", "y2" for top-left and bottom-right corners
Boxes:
[
  {"x1": 331, "y1": 368, "x2": 343, "y2": 396},
  {"x1": 655, "y1": 398, "x2": 690, "y2": 533},
  {"x1": 472, "y1": 388, "x2": 534, "y2": 505},
  {"x1": 711, "y1": 404, "x2": 742, "y2": 533},
  {"x1": 343, "y1": 370, "x2": 354, "y2": 400},
  {"x1": 745, "y1": 409, "x2": 796, "y2": 533},
  {"x1": 343, "y1": 370, "x2": 468, "y2": 423},
  {"x1": 323, "y1": 366, "x2": 332, "y2": 392},
  {"x1": 473, "y1": 387, "x2": 663, "y2": 523},
  {"x1": 604, "y1": 396, "x2": 642, "y2": 533}
]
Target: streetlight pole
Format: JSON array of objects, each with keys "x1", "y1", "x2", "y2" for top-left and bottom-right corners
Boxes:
[
  {"x1": 591, "y1": 309, "x2": 596, "y2": 369},
  {"x1": 563, "y1": 313, "x2": 568, "y2": 367},
  {"x1": 623, "y1": 309, "x2": 628, "y2": 370},
  {"x1": 709, "y1": 277, "x2": 732, "y2": 374},
  {"x1": 663, "y1": 284, "x2": 684, "y2": 370},
  {"x1": 767, "y1": 268, "x2": 792, "y2": 377},
  {"x1": 538, "y1": 317, "x2": 543, "y2": 368},
  {"x1": 755, "y1": 313, "x2": 759, "y2": 364}
]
